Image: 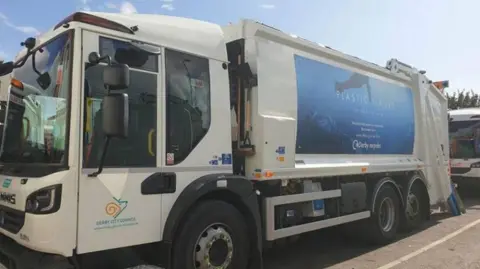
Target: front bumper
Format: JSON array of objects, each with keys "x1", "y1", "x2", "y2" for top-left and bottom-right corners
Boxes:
[{"x1": 0, "y1": 234, "x2": 73, "y2": 269}]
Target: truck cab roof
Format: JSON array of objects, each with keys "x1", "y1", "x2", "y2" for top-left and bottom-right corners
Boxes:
[
  {"x1": 15, "y1": 12, "x2": 228, "y2": 63},
  {"x1": 449, "y1": 108, "x2": 480, "y2": 121}
]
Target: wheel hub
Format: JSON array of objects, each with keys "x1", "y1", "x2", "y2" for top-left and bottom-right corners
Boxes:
[
  {"x1": 194, "y1": 225, "x2": 233, "y2": 269},
  {"x1": 379, "y1": 197, "x2": 395, "y2": 232},
  {"x1": 406, "y1": 193, "x2": 420, "y2": 219}
]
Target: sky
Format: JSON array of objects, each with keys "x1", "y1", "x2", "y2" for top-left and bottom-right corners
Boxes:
[{"x1": 0, "y1": 0, "x2": 479, "y2": 94}]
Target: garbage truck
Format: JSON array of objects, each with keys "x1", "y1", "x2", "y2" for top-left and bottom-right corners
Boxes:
[
  {"x1": 0, "y1": 11, "x2": 452, "y2": 269},
  {"x1": 448, "y1": 108, "x2": 480, "y2": 190}
]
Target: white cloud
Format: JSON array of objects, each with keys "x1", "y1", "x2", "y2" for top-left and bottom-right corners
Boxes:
[
  {"x1": 161, "y1": 0, "x2": 174, "y2": 2},
  {"x1": 259, "y1": 4, "x2": 275, "y2": 9},
  {"x1": 0, "y1": 50, "x2": 8, "y2": 62},
  {"x1": 78, "y1": 0, "x2": 92, "y2": 11},
  {"x1": 120, "y1": 1, "x2": 138, "y2": 14},
  {"x1": 14, "y1": 26, "x2": 40, "y2": 35},
  {"x1": 161, "y1": 3, "x2": 175, "y2": 11},
  {"x1": 105, "y1": 2, "x2": 117, "y2": 9},
  {"x1": 0, "y1": 12, "x2": 40, "y2": 35}
]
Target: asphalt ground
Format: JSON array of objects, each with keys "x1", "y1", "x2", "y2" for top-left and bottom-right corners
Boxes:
[{"x1": 263, "y1": 192, "x2": 480, "y2": 269}]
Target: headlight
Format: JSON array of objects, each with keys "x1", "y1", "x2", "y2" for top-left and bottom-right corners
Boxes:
[
  {"x1": 25, "y1": 184, "x2": 62, "y2": 214},
  {"x1": 471, "y1": 162, "x2": 480, "y2": 168}
]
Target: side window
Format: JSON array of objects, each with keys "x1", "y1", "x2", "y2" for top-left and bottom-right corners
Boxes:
[
  {"x1": 83, "y1": 37, "x2": 158, "y2": 168},
  {"x1": 165, "y1": 49, "x2": 211, "y2": 165},
  {"x1": 99, "y1": 37, "x2": 158, "y2": 72}
]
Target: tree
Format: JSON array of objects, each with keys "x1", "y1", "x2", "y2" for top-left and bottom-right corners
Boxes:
[{"x1": 447, "y1": 90, "x2": 480, "y2": 110}]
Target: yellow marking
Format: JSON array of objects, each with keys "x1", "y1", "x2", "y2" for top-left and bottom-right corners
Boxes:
[{"x1": 148, "y1": 129, "x2": 155, "y2": 156}]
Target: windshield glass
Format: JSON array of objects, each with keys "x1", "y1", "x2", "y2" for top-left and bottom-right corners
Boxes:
[
  {"x1": 1, "y1": 31, "x2": 73, "y2": 164},
  {"x1": 449, "y1": 119, "x2": 480, "y2": 159}
]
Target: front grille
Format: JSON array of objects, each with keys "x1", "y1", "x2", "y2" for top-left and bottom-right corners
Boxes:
[
  {"x1": 451, "y1": 167, "x2": 472, "y2": 175},
  {"x1": 0, "y1": 251, "x2": 14, "y2": 269},
  {"x1": 0, "y1": 205, "x2": 24, "y2": 234}
]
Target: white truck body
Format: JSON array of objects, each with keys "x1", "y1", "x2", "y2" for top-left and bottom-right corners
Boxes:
[
  {"x1": 449, "y1": 108, "x2": 480, "y2": 183},
  {"x1": 222, "y1": 20, "x2": 451, "y2": 204},
  {"x1": 0, "y1": 12, "x2": 451, "y2": 269}
]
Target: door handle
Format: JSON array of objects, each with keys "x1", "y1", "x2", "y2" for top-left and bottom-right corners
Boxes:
[
  {"x1": 148, "y1": 129, "x2": 155, "y2": 156},
  {"x1": 141, "y1": 172, "x2": 176, "y2": 195}
]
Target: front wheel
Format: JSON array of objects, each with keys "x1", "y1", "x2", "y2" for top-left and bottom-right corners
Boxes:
[{"x1": 172, "y1": 200, "x2": 250, "y2": 269}]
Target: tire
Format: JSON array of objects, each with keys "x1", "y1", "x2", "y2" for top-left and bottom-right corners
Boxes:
[
  {"x1": 365, "y1": 184, "x2": 401, "y2": 245},
  {"x1": 402, "y1": 182, "x2": 428, "y2": 231},
  {"x1": 172, "y1": 200, "x2": 250, "y2": 269}
]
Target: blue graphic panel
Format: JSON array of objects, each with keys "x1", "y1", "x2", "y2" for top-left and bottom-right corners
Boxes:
[{"x1": 294, "y1": 55, "x2": 415, "y2": 155}]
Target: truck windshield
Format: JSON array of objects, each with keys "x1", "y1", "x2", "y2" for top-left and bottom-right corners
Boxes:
[
  {"x1": 449, "y1": 119, "x2": 480, "y2": 159},
  {"x1": 0, "y1": 31, "x2": 73, "y2": 164}
]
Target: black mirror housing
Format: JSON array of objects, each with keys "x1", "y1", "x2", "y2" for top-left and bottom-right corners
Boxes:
[
  {"x1": 0, "y1": 62, "x2": 14, "y2": 76},
  {"x1": 115, "y1": 48, "x2": 149, "y2": 68},
  {"x1": 103, "y1": 64, "x2": 130, "y2": 90},
  {"x1": 88, "y1": 52, "x2": 101, "y2": 64},
  {"x1": 102, "y1": 93, "x2": 129, "y2": 138},
  {"x1": 36, "y1": 72, "x2": 52, "y2": 90}
]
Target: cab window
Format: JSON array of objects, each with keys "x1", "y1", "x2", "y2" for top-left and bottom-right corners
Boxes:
[
  {"x1": 165, "y1": 49, "x2": 211, "y2": 165},
  {"x1": 83, "y1": 37, "x2": 158, "y2": 168}
]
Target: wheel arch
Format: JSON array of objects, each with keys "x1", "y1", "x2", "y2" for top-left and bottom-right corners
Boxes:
[
  {"x1": 371, "y1": 177, "x2": 404, "y2": 213},
  {"x1": 162, "y1": 173, "x2": 263, "y2": 269},
  {"x1": 406, "y1": 172, "x2": 431, "y2": 220}
]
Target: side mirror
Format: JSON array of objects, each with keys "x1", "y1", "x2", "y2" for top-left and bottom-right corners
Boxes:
[
  {"x1": 36, "y1": 72, "x2": 52, "y2": 90},
  {"x1": 88, "y1": 93, "x2": 129, "y2": 177},
  {"x1": 103, "y1": 63, "x2": 130, "y2": 90},
  {"x1": 102, "y1": 93, "x2": 129, "y2": 138},
  {"x1": 0, "y1": 62, "x2": 14, "y2": 76},
  {"x1": 115, "y1": 48, "x2": 149, "y2": 68}
]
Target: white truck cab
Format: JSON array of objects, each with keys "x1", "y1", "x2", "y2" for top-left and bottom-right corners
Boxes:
[
  {"x1": 0, "y1": 74, "x2": 9, "y2": 143},
  {"x1": 0, "y1": 12, "x2": 451, "y2": 269},
  {"x1": 449, "y1": 108, "x2": 480, "y2": 189}
]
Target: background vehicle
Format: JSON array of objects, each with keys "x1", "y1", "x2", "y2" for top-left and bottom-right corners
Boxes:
[
  {"x1": 449, "y1": 108, "x2": 480, "y2": 190},
  {"x1": 0, "y1": 12, "x2": 452, "y2": 269}
]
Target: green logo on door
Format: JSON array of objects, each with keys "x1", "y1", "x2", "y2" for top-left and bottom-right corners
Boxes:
[{"x1": 2, "y1": 179, "x2": 12, "y2": 188}]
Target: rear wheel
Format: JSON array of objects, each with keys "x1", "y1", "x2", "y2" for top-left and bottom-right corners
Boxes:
[
  {"x1": 402, "y1": 181, "x2": 428, "y2": 231},
  {"x1": 172, "y1": 200, "x2": 250, "y2": 269},
  {"x1": 365, "y1": 184, "x2": 401, "y2": 245}
]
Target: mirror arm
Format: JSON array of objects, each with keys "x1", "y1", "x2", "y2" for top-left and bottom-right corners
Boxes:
[
  {"x1": 0, "y1": 37, "x2": 37, "y2": 76},
  {"x1": 103, "y1": 55, "x2": 112, "y2": 66},
  {"x1": 13, "y1": 45, "x2": 35, "y2": 69},
  {"x1": 87, "y1": 136, "x2": 111, "y2": 177},
  {"x1": 13, "y1": 56, "x2": 28, "y2": 69},
  {"x1": 85, "y1": 62, "x2": 95, "y2": 70},
  {"x1": 31, "y1": 52, "x2": 42, "y2": 76},
  {"x1": 86, "y1": 54, "x2": 111, "y2": 69}
]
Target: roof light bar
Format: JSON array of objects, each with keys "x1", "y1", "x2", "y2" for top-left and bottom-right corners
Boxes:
[{"x1": 54, "y1": 12, "x2": 135, "y2": 35}]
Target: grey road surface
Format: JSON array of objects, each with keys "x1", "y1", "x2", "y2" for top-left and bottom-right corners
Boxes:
[{"x1": 264, "y1": 197, "x2": 480, "y2": 269}]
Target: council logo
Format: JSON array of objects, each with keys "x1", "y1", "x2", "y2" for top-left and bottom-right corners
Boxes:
[{"x1": 105, "y1": 197, "x2": 128, "y2": 219}]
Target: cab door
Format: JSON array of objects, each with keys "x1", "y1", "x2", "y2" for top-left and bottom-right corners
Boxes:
[{"x1": 76, "y1": 30, "x2": 164, "y2": 254}]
